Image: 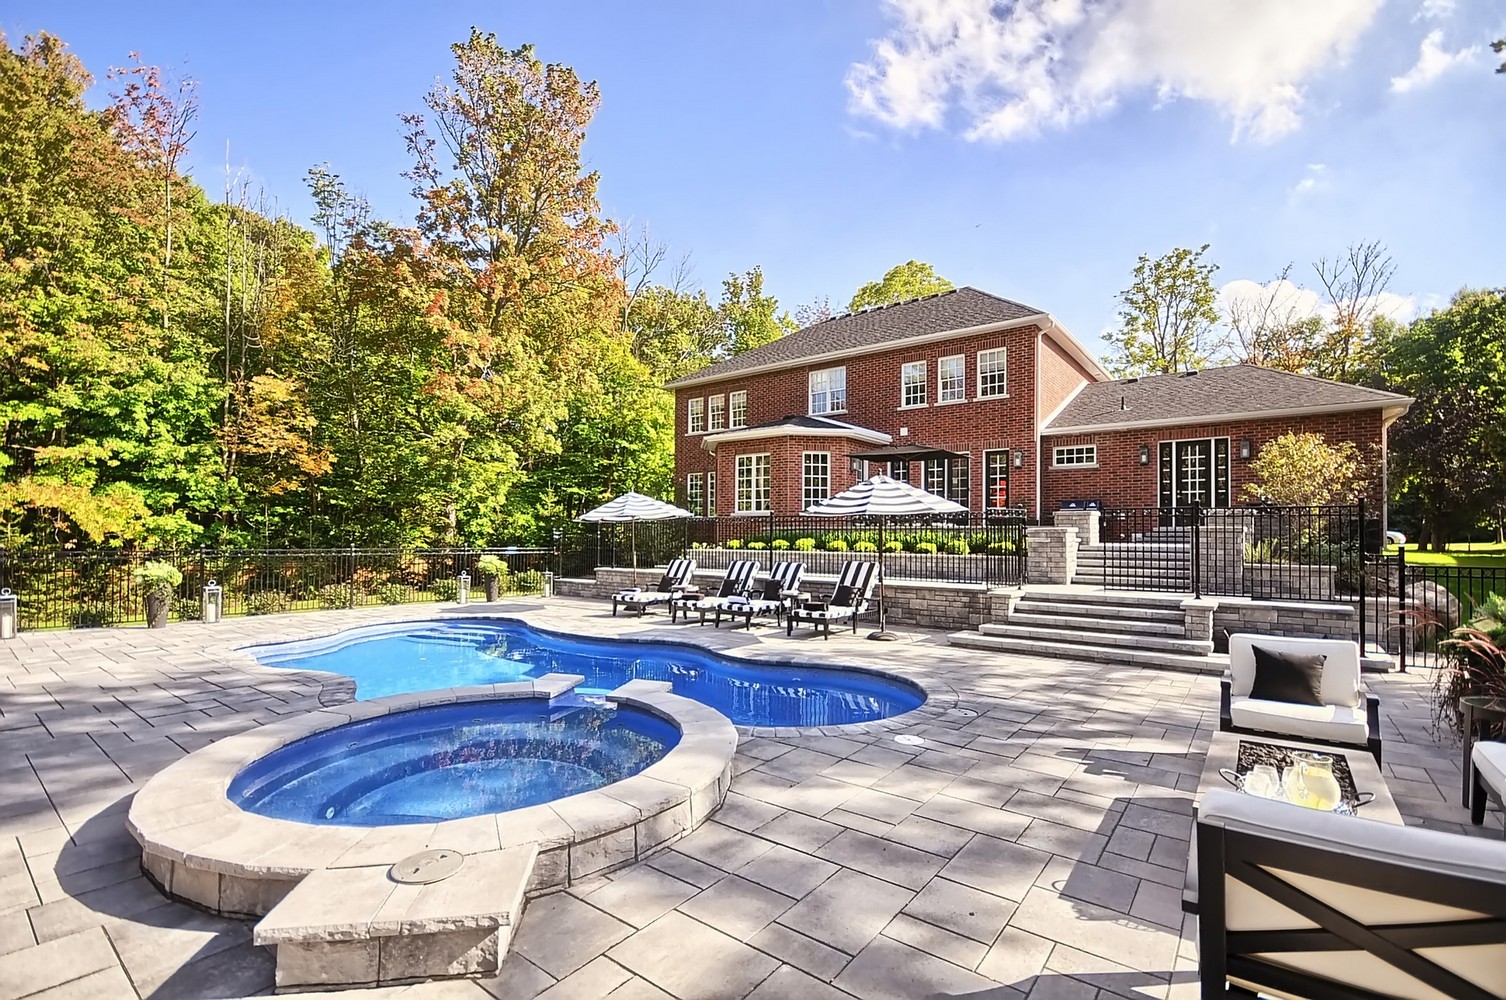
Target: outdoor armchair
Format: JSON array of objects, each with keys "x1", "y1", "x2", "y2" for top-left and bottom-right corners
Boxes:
[
  {"x1": 611, "y1": 558, "x2": 696, "y2": 617},
  {"x1": 1220, "y1": 633, "x2": 1382, "y2": 762},
  {"x1": 671, "y1": 559, "x2": 759, "y2": 624},
  {"x1": 786, "y1": 560, "x2": 879, "y2": 639},
  {"x1": 1472, "y1": 739, "x2": 1506, "y2": 836},
  {"x1": 712, "y1": 561, "x2": 806, "y2": 629},
  {"x1": 1196, "y1": 787, "x2": 1506, "y2": 1000}
]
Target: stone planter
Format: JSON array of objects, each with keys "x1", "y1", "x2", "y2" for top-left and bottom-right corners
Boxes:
[
  {"x1": 144, "y1": 591, "x2": 170, "y2": 629},
  {"x1": 485, "y1": 577, "x2": 501, "y2": 602}
]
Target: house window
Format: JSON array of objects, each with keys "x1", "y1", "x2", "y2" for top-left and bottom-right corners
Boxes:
[
  {"x1": 802, "y1": 453, "x2": 830, "y2": 508},
  {"x1": 688, "y1": 397, "x2": 705, "y2": 434},
  {"x1": 938, "y1": 355, "x2": 966, "y2": 403},
  {"x1": 924, "y1": 459, "x2": 946, "y2": 497},
  {"x1": 900, "y1": 361, "x2": 927, "y2": 408},
  {"x1": 729, "y1": 390, "x2": 747, "y2": 428},
  {"x1": 983, "y1": 449, "x2": 1011, "y2": 509},
  {"x1": 686, "y1": 473, "x2": 705, "y2": 516},
  {"x1": 808, "y1": 367, "x2": 847, "y2": 415},
  {"x1": 706, "y1": 471, "x2": 716, "y2": 515},
  {"x1": 977, "y1": 348, "x2": 1007, "y2": 398},
  {"x1": 735, "y1": 454, "x2": 770, "y2": 513},
  {"x1": 923, "y1": 456, "x2": 971, "y2": 507},
  {"x1": 889, "y1": 460, "x2": 910, "y2": 484},
  {"x1": 708, "y1": 394, "x2": 726, "y2": 431},
  {"x1": 1053, "y1": 445, "x2": 1097, "y2": 467}
]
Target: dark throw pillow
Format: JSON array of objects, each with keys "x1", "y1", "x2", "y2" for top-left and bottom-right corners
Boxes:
[
  {"x1": 830, "y1": 584, "x2": 857, "y2": 608},
  {"x1": 654, "y1": 573, "x2": 674, "y2": 593},
  {"x1": 760, "y1": 577, "x2": 785, "y2": 601},
  {"x1": 1248, "y1": 646, "x2": 1327, "y2": 706}
]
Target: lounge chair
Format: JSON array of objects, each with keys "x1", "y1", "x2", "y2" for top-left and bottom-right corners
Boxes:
[
  {"x1": 1196, "y1": 788, "x2": 1506, "y2": 1000},
  {"x1": 786, "y1": 561, "x2": 879, "y2": 639},
  {"x1": 1472, "y1": 739, "x2": 1506, "y2": 836},
  {"x1": 713, "y1": 561, "x2": 806, "y2": 629},
  {"x1": 611, "y1": 558, "x2": 696, "y2": 617},
  {"x1": 1219, "y1": 633, "x2": 1382, "y2": 762},
  {"x1": 671, "y1": 559, "x2": 759, "y2": 624}
]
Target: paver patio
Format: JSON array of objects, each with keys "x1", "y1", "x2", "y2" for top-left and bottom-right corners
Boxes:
[{"x1": 0, "y1": 596, "x2": 1486, "y2": 999}]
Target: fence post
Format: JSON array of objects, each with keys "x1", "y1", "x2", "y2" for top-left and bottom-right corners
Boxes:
[
  {"x1": 1191, "y1": 503, "x2": 1202, "y2": 599},
  {"x1": 1397, "y1": 545, "x2": 1408, "y2": 673},
  {"x1": 1357, "y1": 499, "x2": 1367, "y2": 656}
]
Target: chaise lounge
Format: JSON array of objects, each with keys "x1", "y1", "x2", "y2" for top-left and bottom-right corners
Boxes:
[
  {"x1": 712, "y1": 561, "x2": 806, "y2": 629},
  {"x1": 1220, "y1": 633, "x2": 1383, "y2": 763},
  {"x1": 670, "y1": 559, "x2": 759, "y2": 624},
  {"x1": 786, "y1": 561, "x2": 879, "y2": 639},
  {"x1": 611, "y1": 558, "x2": 696, "y2": 617}
]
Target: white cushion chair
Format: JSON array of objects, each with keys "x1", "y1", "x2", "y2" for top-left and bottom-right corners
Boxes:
[
  {"x1": 611, "y1": 558, "x2": 696, "y2": 617},
  {"x1": 670, "y1": 559, "x2": 759, "y2": 624},
  {"x1": 1197, "y1": 788, "x2": 1506, "y2": 1000},
  {"x1": 785, "y1": 561, "x2": 880, "y2": 639},
  {"x1": 1472, "y1": 740, "x2": 1506, "y2": 836},
  {"x1": 712, "y1": 561, "x2": 806, "y2": 629},
  {"x1": 1221, "y1": 633, "x2": 1382, "y2": 762}
]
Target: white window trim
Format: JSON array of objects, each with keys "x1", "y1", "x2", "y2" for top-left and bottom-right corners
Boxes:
[
  {"x1": 936, "y1": 354, "x2": 967, "y2": 405},
  {"x1": 706, "y1": 471, "x2": 716, "y2": 515},
  {"x1": 808, "y1": 366, "x2": 848, "y2": 416},
  {"x1": 983, "y1": 448, "x2": 1011, "y2": 510},
  {"x1": 734, "y1": 453, "x2": 772, "y2": 515},
  {"x1": 801, "y1": 451, "x2": 832, "y2": 508},
  {"x1": 976, "y1": 348, "x2": 1009, "y2": 399},
  {"x1": 687, "y1": 397, "x2": 706, "y2": 435},
  {"x1": 899, "y1": 361, "x2": 928, "y2": 410},
  {"x1": 1052, "y1": 445, "x2": 1098, "y2": 468},
  {"x1": 707, "y1": 393, "x2": 726, "y2": 432},
  {"x1": 686, "y1": 473, "x2": 705, "y2": 515},
  {"x1": 728, "y1": 390, "x2": 748, "y2": 429}
]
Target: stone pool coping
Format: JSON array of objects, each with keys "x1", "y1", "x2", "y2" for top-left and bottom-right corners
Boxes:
[
  {"x1": 233, "y1": 613, "x2": 958, "y2": 738},
  {"x1": 127, "y1": 673, "x2": 738, "y2": 918}
]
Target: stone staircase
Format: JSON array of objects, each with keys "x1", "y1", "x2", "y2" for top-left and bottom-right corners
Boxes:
[
  {"x1": 948, "y1": 588, "x2": 1224, "y2": 674},
  {"x1": 1071, "y1": 540, "x2": 1193, "y2": 591}
]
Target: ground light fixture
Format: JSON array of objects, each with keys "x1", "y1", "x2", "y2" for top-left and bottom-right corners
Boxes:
[
  {"x1": 201, "y1": 580, "x2": 223, "y2": 624},
  {"x1": 457, "y1": 571, "x2": 471, "y2": 605},
  {"x1": 0, "y1": 588, "x2": 15, "y2": 639}
]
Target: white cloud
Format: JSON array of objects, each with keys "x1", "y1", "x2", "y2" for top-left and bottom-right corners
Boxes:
[
  {"x1": 1219, "y1": 277, "x2": 1417, "y2": 326},
  {"x1": 846, "y1": 0, "x2": 1383, "y2": 144},
  {"x1": 1390, "y1": 29, "x2": 1479, "y2": 93},
  {"x1": 1414, "y1": 0, "x2": 1456, "y2": 20},
  {"x1": 1291, "y1": 163, "x2": 1327, "y2": 197}
]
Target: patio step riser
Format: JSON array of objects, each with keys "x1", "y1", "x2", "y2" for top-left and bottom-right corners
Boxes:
[
  {"x1": 946, "y1": 632, "x2": 1224, "y2": 675},
  {"x1": 977, "y1": 623, "x2": 1213, "y2": 655},
  {"x1": 1005, "y1": 612, "x2": 1185, "y2": 637},
  {"x1": 1013, "y1": 600, "x2": 1186, "y2": 624}
]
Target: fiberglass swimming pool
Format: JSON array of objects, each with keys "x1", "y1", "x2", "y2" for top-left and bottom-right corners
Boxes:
[{"x1": 251, "y1": 619, "x2": 925, "y2": 728}]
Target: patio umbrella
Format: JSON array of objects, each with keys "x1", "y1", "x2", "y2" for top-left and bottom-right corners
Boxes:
[
  {"x1": 575, "y1": 492, "x2": 696, "y2": 587},
  {"x1": 803, "y1": 474, "x2": 967, "y2": 641}
]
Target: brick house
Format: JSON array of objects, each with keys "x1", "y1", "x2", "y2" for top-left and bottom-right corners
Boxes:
[{"x1": 665, "y1": 288, "x2": 1413, "y2": 520}]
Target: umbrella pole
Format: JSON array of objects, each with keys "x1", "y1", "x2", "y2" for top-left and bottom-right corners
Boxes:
[
  {"x1": 869, "y1": 516, "x2": 898, "y2": 641},
  {"x1": 631, "y1": 520, "x2": 639, "y2": 588}
]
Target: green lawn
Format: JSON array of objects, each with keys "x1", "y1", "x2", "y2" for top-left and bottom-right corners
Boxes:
[{"x1": 1386, "y1": 542, "x2": 1506, "y2": 567}]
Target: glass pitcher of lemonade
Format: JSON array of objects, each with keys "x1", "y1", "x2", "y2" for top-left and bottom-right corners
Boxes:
[{"x1": 1287, "y1": 751, "x2": 1342, "y2": 811}]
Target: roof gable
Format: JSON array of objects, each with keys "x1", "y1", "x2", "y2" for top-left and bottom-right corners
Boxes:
[
  {"x1": 666, "y1": 287, "x2": 1050, "y2": 388},
  {"x1": 1044, "y1": 365, "x2": 1413, "y2": 432}
]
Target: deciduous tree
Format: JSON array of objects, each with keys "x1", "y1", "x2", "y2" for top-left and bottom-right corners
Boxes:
[
  {"x1": 1105, "y1": 244, "x2": 1222, "y2": 376},
  {"x1": 848, "y1": 260, "x2": 953, "y2": 312}
]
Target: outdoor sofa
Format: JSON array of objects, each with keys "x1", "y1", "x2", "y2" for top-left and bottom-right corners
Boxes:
[
  {"x1": 786, "y1": 561, "x2": 880, "y2": 639},
  {"x1": 611, "y1": 558, "x2": 696, "y2": 617},
  {"x1": 712, "y1": 561, "x2": 806, "y2": 629},
  {"x1": 1220, "y1": 633, "x2": 1383, "y2": 763},
  {"x1": 1472, "y1": 739, "x2": 1506, "y2": 836},
  {"x1": 1196, "y1": 787, "x2": 1506, "y2": 999},
  {"x1": 670, "y1": 559, "x2": 759, "y2": 624}
]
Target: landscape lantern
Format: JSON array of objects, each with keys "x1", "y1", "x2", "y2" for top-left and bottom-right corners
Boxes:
[
  {"x1": 0, "y1": 588, "x2": 16, "y2": 639},
  {"x1": 457, "y1": 572, "x2": 471, "y2": 605},
  {"x1": 202, "y1": 580, "x2": 223, "y2": 624}
]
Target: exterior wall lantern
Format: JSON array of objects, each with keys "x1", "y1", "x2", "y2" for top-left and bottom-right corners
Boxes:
[
  {"x1": 1239, "y1": 438, "x2": 1252, "y2": 460},
  {"x1": 201, "y1": 580, "x2": 223, "y2": 624},
  {"x1": 0, "y1": 588, "x2": 16, "y2": 639},
  {"x1": 1139, "y1": 445, "x2": 1150, "y2": 465},
  {"x1": 1012, "y1": 450, "x2": 1023, "y2": 468},
  {"x1": 457, "y1": 571, "x2": 471, "y2": 605}
]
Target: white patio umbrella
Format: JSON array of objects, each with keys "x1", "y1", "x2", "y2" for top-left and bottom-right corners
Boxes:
[
  {"x1": 575, "y1": 491, "x2": 696, "y2": 587},
  {"x1": 803, "y1": 474, "x2": 967, "y2": 640}
]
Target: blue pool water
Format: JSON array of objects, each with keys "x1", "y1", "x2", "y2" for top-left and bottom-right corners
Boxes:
[
  {"x1": 229, "y1": 699, "x2": 679, "y2": 825},
  {"x1": 252, "y1": 620, "x2": 925, "y2": 727}
]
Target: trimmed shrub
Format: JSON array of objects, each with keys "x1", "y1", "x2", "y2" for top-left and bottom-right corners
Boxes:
[
  {"x1": 912, "y1": 542, "x2": 938, "y2": 555},
  {"x1": 377, "y1": 582, "x2": 412, "y2": 605},
  {"x1": 793, "y1": 538, "x2": 816, "y2": 551},
  {"x1": 246, "y1": 590, "x2": 292, "y2": 616},
  {"x1": 318, "y1": 583, "x2": 354, "y2": 609},
  {"x1": 746, "y1": 541, "x2": 768, "y2": 550},
  {"x1": 171, "y1": 596, "x2": 202, "y2": 621},
  {"x1": 770, "y1": 538, "x2": 790, "y2": 550},
  {"x1": 825, "y1": 539, "x2": 849, "y2": 552},
  {"x1": 882, "y1": 540, "x2": 904, "y2": 554},
  {"x1": 725, "y1": 539, "x2": 743, "y2": 549},
  {"x1": 944, "y1": 539, "x2": 970, "y2": 555},
  {"x1": 853, "y1": 541, "x2": 878, "y2": 553},
  {"x1": 430, "y1": 578, "x2": 460, "y2": 602},
  {"x1": 512, "y1": 569, "x2": 546, "y2": 594}
]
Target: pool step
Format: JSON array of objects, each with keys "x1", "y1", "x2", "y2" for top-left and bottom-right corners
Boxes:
[{"x1": 254, "y1": 843, "x2": 537, "y2": 991}]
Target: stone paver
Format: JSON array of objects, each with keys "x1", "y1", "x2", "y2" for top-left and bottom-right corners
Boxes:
[{"x1": 0, "y1": 596, "x2": 1480, "y2": 998}]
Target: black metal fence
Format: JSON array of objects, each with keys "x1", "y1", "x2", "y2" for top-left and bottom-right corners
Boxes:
[
  {"x1": 0, "y1": 547, "x2": 554, "y2": 632},
  {"x1": 558, "y1": 512, "x2": 1031, "y2": 588},
  {"x1": 1375, "y1": 550, "x2": 1506, "y2": 672}
]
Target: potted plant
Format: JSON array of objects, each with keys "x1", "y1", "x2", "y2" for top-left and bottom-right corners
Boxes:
[
  {"x1": 1434, "y1": 595, "x2": 1506, "y2": 737},
  {"x1": 475, "y1": 555, "x2": 508, "y2": 602},
  {"x1": 134, "y1": 561, "x2": 183, "y2": 629}
]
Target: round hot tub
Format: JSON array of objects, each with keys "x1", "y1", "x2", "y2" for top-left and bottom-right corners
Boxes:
[{"x1": 229, "y1": 698, "x2": 680, "y2": 826}]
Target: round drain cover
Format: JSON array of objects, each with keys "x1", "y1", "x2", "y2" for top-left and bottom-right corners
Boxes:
[
  {"x1": 947, "y1": 708, "x2": 978, "y2": 718},
  {"x1": 894, "y1": 734, "x2": 925, "y2": 746},
  {"x1": 390, "y1": 849, "x2": 464, "y2": 885}
]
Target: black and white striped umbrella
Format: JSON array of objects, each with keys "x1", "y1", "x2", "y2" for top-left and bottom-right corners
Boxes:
[
  {"x1": 803, "y1": 475, "x2": 966, "y2": 639},
  {"x1": 803, "y1": 475, "x2": 968, "y2": 518},
  {"x1": 576, "y1": 492, "x2": 695, "y2": 587}
]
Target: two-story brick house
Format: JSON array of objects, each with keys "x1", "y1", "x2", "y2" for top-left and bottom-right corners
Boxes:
[{"x1": 665, "y1": 288, "x2": 1412, "y2": 519}]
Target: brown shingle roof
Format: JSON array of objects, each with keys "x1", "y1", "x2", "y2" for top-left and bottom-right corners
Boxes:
[
  {"x1": 1045, "y1": 365, "x2": 1413, "y2": 432},
  {"x1": 665, "y1": 287, "x2": 1046, "y2": 387}
]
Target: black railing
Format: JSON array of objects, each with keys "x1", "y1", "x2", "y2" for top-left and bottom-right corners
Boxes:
[
  {"x1": 1383, "y1": 549, "x2": 1506, "y2": 672},
  {"x1": 0, "y1": 547, "x2": 553, "y2": 632}
]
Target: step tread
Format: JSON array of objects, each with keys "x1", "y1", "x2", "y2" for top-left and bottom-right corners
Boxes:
[
  {"x1": 947, "y1": 632, "x2": 1225, "y2": 675},
  {"x1": 1006, "y1": 612, "x2": 1185, "y2": 636},
  {"x1": 978, "y1": 622, "x2": 1213, "y2": 654},
  {"x1": 1014, "y1": 600, "x2": 1185, "y2": 622}
]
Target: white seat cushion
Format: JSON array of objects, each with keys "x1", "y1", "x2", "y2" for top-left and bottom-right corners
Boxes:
[
  {"x1": 618, "y1": 590, "x2": 673, "y2": 605},
  {"x1": 1475, "y1": 741, "x2": 1506, "y2": 794},
  {"x1": 1228, "y1": 697, "x2": 1370, "y2": 746},
  {"x1": 795, "y1": 606, "x2": 856, "y2": 620}
]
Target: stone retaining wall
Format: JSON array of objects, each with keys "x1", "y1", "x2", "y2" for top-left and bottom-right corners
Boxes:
[{"x1": 1213, "y1": 598, "x2": 1358, "y2": 643}]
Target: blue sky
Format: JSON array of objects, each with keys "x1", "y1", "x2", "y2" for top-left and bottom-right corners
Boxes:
[{"x1": 5, "y1": 0, "x2": 1502, "y2": 356}]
